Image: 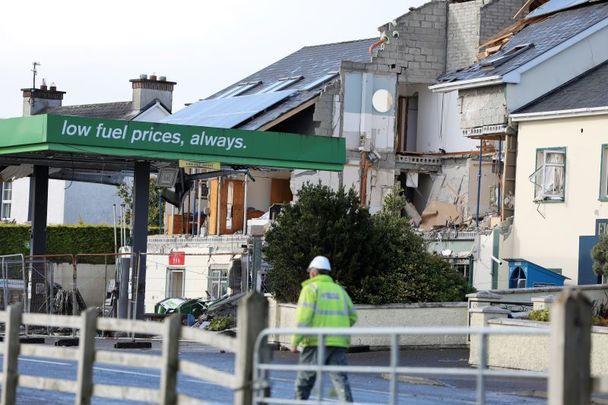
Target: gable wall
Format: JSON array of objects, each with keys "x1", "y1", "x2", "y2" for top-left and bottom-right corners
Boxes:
[{"x1": 374, "y1": 0, "x2": 448, "y2": 84}]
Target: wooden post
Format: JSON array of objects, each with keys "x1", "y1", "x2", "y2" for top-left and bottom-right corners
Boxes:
[
  {"x1": 159, "y1": 314, "x2": 181, "y2": 405},
  {"x1": 2, "y1": 304, "x2": 22, "y2": 405},
  {"x1": 75, "y1": 308, "x2": 98, "y2": 405},
  {"x1": 548, "y1": 288, "x2": 592, "y2": 405},
  {"x1": 234, "y1": 292, "x2": 268, "y2": 405}
]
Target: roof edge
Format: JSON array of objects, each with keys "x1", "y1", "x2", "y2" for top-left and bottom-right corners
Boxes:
[
  {"x1": 429, "y1": 75, "x2": 504, "y2": 92},
  {"x1": 511, "y1": 106, "x2": 608, "y2": 122}
]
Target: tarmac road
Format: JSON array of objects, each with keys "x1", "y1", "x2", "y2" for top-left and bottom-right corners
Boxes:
[{"x1": 5, "y1": 338, "x2": 555, "y2": 404}]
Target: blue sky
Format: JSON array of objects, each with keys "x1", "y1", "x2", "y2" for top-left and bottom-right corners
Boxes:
[{"x1": 0, "y1": 0, "x2": 425, "y2": 118}]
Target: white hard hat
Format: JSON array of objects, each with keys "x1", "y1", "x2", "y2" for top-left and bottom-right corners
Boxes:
[{"x1": 308, "y1": 256, "x2": 331, "y2": 271}]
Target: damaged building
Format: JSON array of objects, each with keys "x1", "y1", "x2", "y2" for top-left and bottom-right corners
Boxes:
[
  {"x1": 143, "y1": 0, "x2": 543, "y2": 300},
  {"x1": 434, "y1": 0, "x2": 608, "y2": 286}
]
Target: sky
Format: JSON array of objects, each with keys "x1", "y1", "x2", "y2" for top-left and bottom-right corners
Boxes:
[{"x1": 0, "y1": 0, "x2": 426, "y2": 119}]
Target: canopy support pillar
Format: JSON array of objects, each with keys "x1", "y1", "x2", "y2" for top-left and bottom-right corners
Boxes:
[
  {"x1": 132, "y1": 161, "x2": 150, "y2": 319},
  {"x1": 29, "y1": 165, "x2": 49, "y2": 313}
]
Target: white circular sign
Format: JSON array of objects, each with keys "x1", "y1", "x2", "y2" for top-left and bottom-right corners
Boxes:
[{"x1": 372, "y1": 89, "x2": 394, "y2": 113}]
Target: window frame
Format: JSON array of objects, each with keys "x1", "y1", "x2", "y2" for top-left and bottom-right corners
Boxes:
[
  {"x1": 531, "y1": 147, "x2": 566, "y2": 202},
  {"x1": 1, "y1": 181, "x2": 12, "y2": 220},
  {"x1": 207, "y1": 265, "x2": 229, "y2": 300},
  {"x1": 165, "y1": 267, "x2": 185, "y2": 298},
  {"x1": 599, "y1": 144, "x2": 608, "y2": 201}
]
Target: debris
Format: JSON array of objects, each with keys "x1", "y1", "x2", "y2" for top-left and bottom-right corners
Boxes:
[
  {"x1": 419, "y1": 200, "x2": 462, "y2": 231},
  {"x1": 404, "y1": 201, "x2": 422, "y2": 226},
  {"x1": 53, "y1": 285, "x2": 86, "y2": 316}
]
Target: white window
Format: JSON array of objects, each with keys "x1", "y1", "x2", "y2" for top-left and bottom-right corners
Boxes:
[
  {"x1": 530, "y1": 148, "x2": 566, "y2": 201},
  {"x1": 166, "y1": 268, "x2": 185, "y2": 297},
  {"x1": 1, "y1": 182, "x2": 12, "y2": 220},
  {"x1": 208, "y1": 266, "x2": 228, "y2": 299},
  {"x1": 600, "y1": 145, "x2": 608, "y2": 200}
]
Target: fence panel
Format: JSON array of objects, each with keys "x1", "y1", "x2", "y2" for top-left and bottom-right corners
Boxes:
[{"x1": 0, "y1": 292, "x2": 268, "y2": 404}]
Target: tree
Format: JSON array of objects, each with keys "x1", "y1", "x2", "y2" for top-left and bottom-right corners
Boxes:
[
  {"x1": 592, "y1": 234, "x2": 608, "y2": 281},
  {"x1": 264, "y1": 184, "x2": 470, "y2": 304},
  {"x1": 116, "y1": 177, "x2": 161, "y2": 228}
]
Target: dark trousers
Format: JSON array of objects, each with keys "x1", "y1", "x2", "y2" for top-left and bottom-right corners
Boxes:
[{"x1": 294, "y1": 346, "x2": 353, "y2": 402}]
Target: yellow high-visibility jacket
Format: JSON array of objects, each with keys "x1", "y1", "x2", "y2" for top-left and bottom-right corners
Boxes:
[{"x1": 291, "y1": 274, "x2": 357, "y2": 348}]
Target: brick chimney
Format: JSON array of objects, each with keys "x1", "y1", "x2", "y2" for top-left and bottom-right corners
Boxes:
[
  {"x1": 21, "y1": 80, "x2": 65, "y2": 116},
  {"x1": 130, "y1": 74, "x2": 176, "y2": 113}
]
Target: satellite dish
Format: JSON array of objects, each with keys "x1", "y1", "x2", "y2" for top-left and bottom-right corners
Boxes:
[{"x1": 372, "y1": 89, "x2": 394, "y2": 113}]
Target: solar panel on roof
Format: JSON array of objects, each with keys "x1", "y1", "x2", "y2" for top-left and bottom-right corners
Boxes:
[
  {"x1": 526, "y1": 0, "x2": 589, "y2": 19},
  {"x1": 163, "y1": 90, "x2": 296, "y2": 128}
]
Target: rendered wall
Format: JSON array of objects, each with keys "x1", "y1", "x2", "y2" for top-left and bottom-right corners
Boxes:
[
  {"x1": 404, "y1": 85, "x2": 476, "y2": 153},
  {"x1": 469, "y1": 314, "x2": 608, "y2": 375},
  {"x1": 268, "y1": 298, "x2": 468, "y2": 348},
  {"x1": 472, "y1": 233, "x2": 495, "y2": 290},
  {"x1": 512, "y1": 115, "x2": 608, "y2": 283},
  {"x1": 63, "y1": 181, "x2": 122, "y2": 225},
  {"x1": 144, "y1": 235, "x2": 247, "y2": 312}
]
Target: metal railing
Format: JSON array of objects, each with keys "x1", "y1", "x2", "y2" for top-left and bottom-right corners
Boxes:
[
  {"x1": 253, "y1": 326, "x2": 548, "y2": 405},
  {"x1": 0, "y1": 292, "x2": 270, "y2": 405}
]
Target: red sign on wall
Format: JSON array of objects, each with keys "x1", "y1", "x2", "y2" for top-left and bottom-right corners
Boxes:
[{"x1": 169, "y1": 251, "x2": 185, "y2": 266}]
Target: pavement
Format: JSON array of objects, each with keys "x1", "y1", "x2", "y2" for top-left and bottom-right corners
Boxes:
[{"x1": 4, "y1": 337, "x2": 559, "y2": 404}]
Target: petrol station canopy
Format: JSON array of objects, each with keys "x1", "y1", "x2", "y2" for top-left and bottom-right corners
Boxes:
[{"x1": 0, "y1": 114, "x2": 346, "y2": 175}]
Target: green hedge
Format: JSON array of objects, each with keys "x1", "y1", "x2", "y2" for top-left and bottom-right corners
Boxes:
[{"x1": 0, "y1": 224, "x2": 160, "y2": 264}]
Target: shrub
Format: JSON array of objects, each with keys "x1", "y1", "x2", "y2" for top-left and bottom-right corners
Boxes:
[
  {"x1": 265, "y1": 184, "x2": 471, "y2": 304},
  {"x1": 0, "y1": 224, "x2": 159, "y2": 264},
  {"x1": 528, "y1": 309, "x2": 550, "y2": 322},
  {"x1": 207, "y1": 315, "x2": 234, "y2": 331}
]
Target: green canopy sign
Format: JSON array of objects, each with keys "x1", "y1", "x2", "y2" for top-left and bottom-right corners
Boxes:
[{"x1": 0, "y1": 114, "x2": 346, "y2": 171}]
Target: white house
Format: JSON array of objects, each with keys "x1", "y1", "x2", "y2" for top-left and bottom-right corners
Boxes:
[{"x1": 0, "y1": 74, "x2": 175, "y2": 225}]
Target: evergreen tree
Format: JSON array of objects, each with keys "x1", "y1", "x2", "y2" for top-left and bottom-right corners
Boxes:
[{"x1": 265, "y1": 184, "x2": 471, "y2": 304}]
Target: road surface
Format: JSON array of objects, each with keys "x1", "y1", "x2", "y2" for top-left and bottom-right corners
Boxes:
[{"x1": 4, "y1": 338, "x2": 558, "y2": 404}]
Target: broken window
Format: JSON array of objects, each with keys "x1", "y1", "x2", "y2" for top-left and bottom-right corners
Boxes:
[
  {"x1": 530, "y1": 148, "x2": 566, "y2": 201},
  {"x1": 600, "y1": 145, "x2": 608, "y2": 200},
  {"x1": 208, "y1": 266, "x2": 228, "y2": 299},
  {"x1": 166, "y1": 268, "x2": 185, "y2": 298}
]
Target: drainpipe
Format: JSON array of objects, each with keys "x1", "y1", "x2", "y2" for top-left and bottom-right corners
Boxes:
[
  {"x1": 243, "y1": 172, "x2": 248, "y2": 235},
  {"x1": 368, "y1": 33, "x2": 388, "y2": 55},
  {"x1": 360, "y1": 152, "x2": 369, "y2": 208},
  {"x1": 476, "y1": 139, "x2": 483, "y2": 228},
  {"x1": 216, "y1": 178, "x2": 222, "y2": 236},
  {"x1": 497, "y1": 138, "x2": 502, "y2": 218}
]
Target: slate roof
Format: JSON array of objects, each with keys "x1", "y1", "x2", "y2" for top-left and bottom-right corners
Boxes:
[
  {"x1": 438, "y1": 2, "x2": 608, "y2": 82},
  {"x1": 172, "y1": 38, "x2": 375, "y2": 130},
  {"x1": 514, "y1": 60, "x2": 608, "y2": 113},
  {"x1": 46, "y1": 101, "x2": 140, "y2": 120},
  {"x1": 208, "y1": 38, "x2": 375, "y2": 99}
]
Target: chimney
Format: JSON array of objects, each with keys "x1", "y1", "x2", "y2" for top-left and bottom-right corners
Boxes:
[
  {"x1": 21, "y1": 79, "x2": 65, "y2": 116},
  {"x1": 130, "y1": 74, "x2": 176, "y2": 113}
]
